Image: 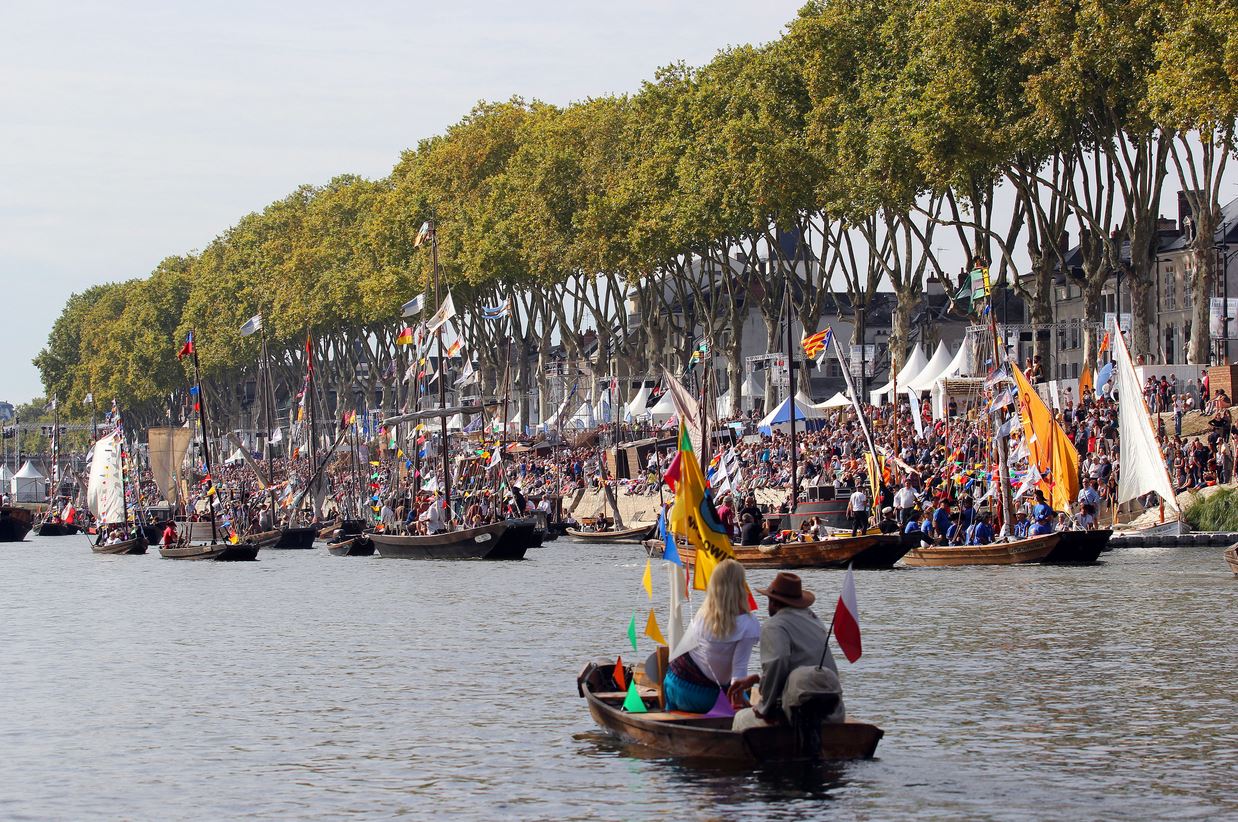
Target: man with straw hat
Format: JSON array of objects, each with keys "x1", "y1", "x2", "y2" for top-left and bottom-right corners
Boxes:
[{"x1": 729, "y1": 572, "x2": 836, "y2": 731}]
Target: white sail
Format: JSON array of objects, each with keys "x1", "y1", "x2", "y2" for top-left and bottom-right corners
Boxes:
[
  {"x1": 1113, "y1": 329, "x2": 1179, "y2": 513},
  {"x1": 86, "y1": 434, "x2": 126, "y2": 525}
]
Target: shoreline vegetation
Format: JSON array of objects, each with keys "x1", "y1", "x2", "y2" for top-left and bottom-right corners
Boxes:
[{"x1": 1184, "y1": 487, "x2": 1238, "y2": 533}]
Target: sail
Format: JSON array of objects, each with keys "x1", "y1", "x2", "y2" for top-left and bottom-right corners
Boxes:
[
  {"x1": 148, "y1": 426, "x2": 192, "y2": 507},
  {"x1": 86, "y1": 434, "x2": 126, "y2": 525},
  {"x1": 1011, "y1": 365, "x2": 1080, "y2": 513},
  {"x1": 1112, "y1": 330, "x2": 1179, "y2": 512}
]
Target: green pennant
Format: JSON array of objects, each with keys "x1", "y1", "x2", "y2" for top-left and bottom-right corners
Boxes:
[
  {"x1": 627, "y1": 612, "x2": 638, "y2": 652},
  {"x1": 622, "y1": 679, "x2": 647, "y2": 713}
]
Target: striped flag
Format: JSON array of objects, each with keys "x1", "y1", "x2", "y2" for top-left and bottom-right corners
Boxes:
[
  {"x1": 832, "y1": 566, "x2": 862, "y2": 663},
  {"x1": 802, "y1": 328, "x2": 831, "y2": 360},
  {"x1": 481, "y1": 298, "x2": 511, "y2": 320},
  {"x1": 401, "y1": 293, "x2": 426, "y2": 317}
]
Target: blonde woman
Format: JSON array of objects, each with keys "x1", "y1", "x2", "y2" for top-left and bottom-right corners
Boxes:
[{"x1": 665, "y1": 559, "x2": 761, "y2": 713}]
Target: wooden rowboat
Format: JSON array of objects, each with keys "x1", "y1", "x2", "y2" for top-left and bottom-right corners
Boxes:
[
  {"x1": 248, "y1": 529, "x2": 283, "y2": 549},
  {"x1": 371, "y1": 518, "x2": 534, "y2": 560},
  {"x1": 271, "y1": 525, "x2": 318, "y2": 549},
  {"x1": 159, "y1": 541, "x2": 259, "y2": 561},
  {"x1": 577, "y1": 661, "x2": 882, "y2": 763},
  {"x1": 1225, "y1": 543, "x2": 1238, "y2": 575},
  {"x1": 36, "y1": 520, "x2": 82, "y2": 537},
  {"x1": 642, "y1": 533, "x2": 910, "y2": 570},
  {"x1": 901, "y1": 533, "x2": 1060, "y2": 567},
  {"x1": 565, "y1": 523, "x2": 656, "y2": 543},
  {"x1": 327, "y1": 535, "x2": 376, "y2": 557},
  {"x1": 91, "y1": 534, "x2": 148, "y2": 555}
]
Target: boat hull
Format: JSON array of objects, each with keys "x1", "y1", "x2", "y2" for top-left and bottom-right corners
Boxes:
[
  {"x1": 642, "y1": 533, "x2": 909, "y2": 570},
  {"x1": 371, "y1": 519, "x2": 533, "y2": 560},
  {"x1": 565, "y1": 524, "x2": 655, "y2": 543},
  {"x1": 92, "y1": 535, "x2": 148, "y2": 555},
  {"x1": 36, "y1": 521, "x2": 82, "y2": 537},
  {"x1": 1, "y1": 507, "x2": 34, "y2": 542},
  {"x1": 1225, "y1": 543, "x2": 1238, "y2": 575},
  {"x1": 159, "y1": 542, "x2": 259, "y2": 561},
  {"x1": 578, "y1": 662, "x2": 882, "y2": 763},
  {"x1": 1042, "y1": 529, "x2": 1111, "y2": 564},
  {"x1": 901, "y1": 534, "x2": 1060, "y2": 567},
  {"x1": 271, "y1": 526, "x2": 318, "y2": 549},
  {"x1": 327, "y1": 535, "x2": 376, "y2": 556}
]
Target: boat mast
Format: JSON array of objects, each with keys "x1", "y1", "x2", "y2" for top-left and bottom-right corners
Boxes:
[
  {"x1": 260, "y1": 322, "x2": 278, "y2": 516},
  {"x1": 305, "y1": 333, "x2": 319, "y2": 524},
  {"x1": 784, "y1": 281, "x2": 798, "y2": 515},
  {"x1": 190, "y1": 332, "x2": 219, "y2": 544},
  {"x1": 430, "y1": 220, "x2": 452, "y2": 524},
  {"x1": 983, "y1": 265, "x2": 1015, "y2": 532}
]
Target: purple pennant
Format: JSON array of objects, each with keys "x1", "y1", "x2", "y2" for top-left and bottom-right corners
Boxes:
[{"x1": 703, "y1": 689, "x2": 735, "y2": 718}]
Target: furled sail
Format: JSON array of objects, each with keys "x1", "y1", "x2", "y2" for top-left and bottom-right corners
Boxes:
[
  {"x1": 1011, "y1": 365, "x2": 1080, "y2": 513},
  {"x1": 1112, "y1": 329, "x2": 1179, "y2": 512},
  {"x1": 147, "y1": 426, "x2": 192, "y2": 508},
  {"x1": 86, "y1": 434, "x2": 126, "y2": 525}
]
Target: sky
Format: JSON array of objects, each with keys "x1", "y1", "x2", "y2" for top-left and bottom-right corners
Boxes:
[{"x1": 0, "y1": 1, "x2": 803, "y2": 405}]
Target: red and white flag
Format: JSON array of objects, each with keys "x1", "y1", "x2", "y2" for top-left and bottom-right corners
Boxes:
[{"x1": 832, "y1": 566, "x2": 862, "y2": 663}]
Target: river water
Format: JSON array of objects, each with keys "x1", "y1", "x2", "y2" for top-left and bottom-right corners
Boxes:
[{"x1": 1, "y1": 535, "x2": 1234, "y2": 820}]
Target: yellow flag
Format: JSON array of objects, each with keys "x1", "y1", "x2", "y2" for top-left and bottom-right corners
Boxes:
[
  {"x1": 641, "y1": 559, "x2": 653, "y2": 599},
  {"x1": 1012, "y1": 364, "x2": 1080, "y2": 512},
  {"x1": 668, "y1": 425, "x2": 735, "y2": 591},
  {"x1": 644, "y1": 608, "x2": 667, "y2": 646}
]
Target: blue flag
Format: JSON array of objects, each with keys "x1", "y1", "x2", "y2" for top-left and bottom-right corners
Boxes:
[{"x1": 658, "y1": 509, "x2": 682, "y2": 566}]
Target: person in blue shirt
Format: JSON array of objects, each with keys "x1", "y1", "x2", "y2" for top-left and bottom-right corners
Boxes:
[
  {"x1": 1012, "y1": 510, "x2": 1030, "y2": 539},
  {"x1": 932, "y1": 498, "x2": 952, "y2": 543},
  {"x1": 946, "y1": 513, "x2": 965, "y2": 545},
  {"x1": 902, "y1": 507, "x2": 922, "y2": 535},
  {"x1": 1031, "y1": 490, "x2": 1056, "y2": 535},
  {"x1": 967, "y1": 512, "x2": 995, "y2": 545}
]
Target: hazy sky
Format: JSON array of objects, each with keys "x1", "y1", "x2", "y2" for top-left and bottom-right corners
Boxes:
[{"x1": 0, "y1": 1, "x2": 802, "y2": 404}]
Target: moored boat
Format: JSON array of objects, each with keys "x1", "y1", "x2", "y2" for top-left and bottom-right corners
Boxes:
[
  {"x1": 92, "y1": 534, "x2": 148, "y2": 555},
  {"x1": 565, "y1": 523, "x2": 655, "y2": 543},
  {"x1": 901, "y1": 533, "x2": 1060, "y2": 567},
  {"x1": 371, "y1": 518, "x2": 534, "y2": 560},
  {"x1": 642, "y1": 532, "x2": 910, "y2": 570},
  {"x1": 1225, "y1": 543, "x2": 1238, "y2": 575},
  {"x1": 159, "y1": 541, "x2": 259, "y2": 561},
  {"x1": 577, "y1": 661, "x2": 883, "y2": 763},
  {"x1": 326, "y1": 535, "x2": 376, "y2": 557},
  {"x1": 1042, "y1": 529, "x2": 1111, "y2": 563},
  {"x1": 36, "y1": 520, "x2": 82, "y2": 537},
  {"x1": 0, "y1": 506, "x2": 34, "y2": 542},
  {"x1": 270, "y1": 525, "x2": 318, "y2": 549}
]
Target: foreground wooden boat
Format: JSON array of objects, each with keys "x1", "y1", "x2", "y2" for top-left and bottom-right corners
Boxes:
[
  {"x1": 1043, "y1": 529, "x2": 1111, "y2": 563},
  {"x1": 565, "y1": 523, "x2": 656, "y2": 543},
  {"x1": 642, "y1": 533, "x2": 910, "y2": 570},
  {"x1": 577, "y1": 661, "x2": 882, "y2": 763},
  {"x1": 371, "y1": 518, "x2": 535, "y2": 560},
  {"x1": 1225, "y1": 543, "x2": 1238, "y2": 575},
  {"x1": 901, "y1": 533, "x2": 1060, "y2": 567},
  {"x1": 159, "y1": 541, "x2": 259, "y2": 561},
  {"x1": 0, "y1": 506, "x2": 34, "y2": 542},
  {"x1": 91, "y1": 534, "x2": 148, "y2": 555}
]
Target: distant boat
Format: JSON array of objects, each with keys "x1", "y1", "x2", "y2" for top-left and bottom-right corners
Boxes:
[
  {"x1": 92, "y1": 534, "x2": 148, "y2": 555},
  {"x1": 371, "y1": 518, "x2": 534, "y2": 560},
  {"x1": 0, "y1": 506, "x2": 34, "y2": 542},
  {"x1": 36, "y1": 519, "x2": 81, "y2": 537},
  {"x1": 643, "y1": 533, "x2": 910, "y2": 570},
  {"x1": 565, "y1": 523, "x2": 656, "y2": 543},
  {"x1": 577, "y1": 660, "x2": 883, "y2": 763},
  {"x1": 85, "y1": 430, "x2": 144, "y2": 554},
  {"x1": 901, "y1": 533, "x2": 1061, "y2": 567}
]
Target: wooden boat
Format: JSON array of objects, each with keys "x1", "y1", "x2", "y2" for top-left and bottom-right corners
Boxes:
[
  {"x1": 0, "y1": 506, "x2": 34, "y2": 542},
  {"x1": 371, "y1": 518, "x2": 534, "y2": 560},
  {"x1": 248, "y1": 529, "x2": 282, "y2": 549},
  {"x1": 1225, "y1": 543, "x2": 1238, "y2": 575},
  {"x1": 642, "y1": 533, "x2": 910, "y2": 570},
  {"x1": 36, "y1": 520, "x2": 82, "y2": 537},
  {"x1": 1043, "y1": 529, "x2": 1111, "y2": 564},
  {"x1": 577, "y1": 661, "x2": 882, "y2": 763},
  {"x1": 159, "y1": 540, "x2": 259, "y2": 561},
  {"x1": 91, "y1": 533, "x2": 148, "y2": 555},
  {"x1": 565, "y1": 523, "x2": 656, "y2": 543},
  {"x1": 327, "y1": 535, "x2": 375, "y2": 557},
  {"x1": 271, "y1": 525, "x2": 318, "y2": 549},
  {"x1": 901, "y1": 533, "x2": 1060, "y2": 567}
]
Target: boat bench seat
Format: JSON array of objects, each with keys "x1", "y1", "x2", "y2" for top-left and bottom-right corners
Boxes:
[{"x1": 593, "y1": 688, "x2": 659, "y2": 701}]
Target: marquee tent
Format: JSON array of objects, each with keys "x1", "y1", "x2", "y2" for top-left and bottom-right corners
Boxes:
[
  {"x1": 648, "y1": 391, "x2": 676, "y2": 421},
  {"x1": 905, "y1": 340, "x2": 954, "y2": 393},
  {"x1": 757, "y1": 394, "x2": 826, "y2": 435},
  {"x1": 13, "y1": 460, "x2": 46, "y2": 503},
  {"x1": 869, "y1": 344, "x2": 927, "y2": 405},
  {"x1": 626, "y1": 384, "x2": 652, "y2": 420},
  {"x1": 812, "y1": 391, "x2": 854, "y2": 410}
]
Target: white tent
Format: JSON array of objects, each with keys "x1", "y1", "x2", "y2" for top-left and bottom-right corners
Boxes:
[
  {"x1": 869, "y1": 344, "x2": 927, "y2": 405},
  {"x1": 905, "y1": 340, "x2": 954, "y2": 393},
  {"x1": 13, "y1": 460, "x2": 46, "y2": 503},
  {"x1": 741, "y1": 373, "x2": 763, "y2": 398},
  {"x1": 930, "y1": 336, "x2": 977, "y2": 419},
  {"x1": 649, "y1": 391, "x2": 676, "y2": 421},
  {"x1": 757, "y1": 394, "x2": 827, "y2": 434},
  {"x1": 592, "y1": 394, "x2": 612, "y2": 425},
  {"x1": 224, "y1": 448, "x2": 247, "y2": 465},
  {"x1": 626, "y1": 384, "x2": 652, "y2": 420},
  {"x1": 565, "y1": 402, "x2": 595, "y2": 430},
  {"x1": 813, "y1": 391, "x2": 853, "y2": 410},
  {"x1": 446, "y1": 413, "x2": 465, "y2": 432}
]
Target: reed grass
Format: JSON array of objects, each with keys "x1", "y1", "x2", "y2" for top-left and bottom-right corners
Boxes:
[{"x1": 1184, "y1": 488, "x2": 1238, "y2": 532}]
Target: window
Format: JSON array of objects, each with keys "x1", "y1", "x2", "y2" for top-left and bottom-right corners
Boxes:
[
  {"x1": 1162, "y1": 266, "x2": 1176, "y2": 310},
  {"x1": 1069, "y1": 323, "x2": 1081, "y2": 350},
  {"x1": 1183, "y1": 268, "x2": 1193, "y2": 309}
]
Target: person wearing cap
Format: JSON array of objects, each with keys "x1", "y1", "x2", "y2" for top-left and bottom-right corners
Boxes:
[
  {"x1": 877, "y1": 506, "x2": 899, "y2": 534},
  {"x1": 729, "y1": 572, "x2": 835, "y2": 731}
]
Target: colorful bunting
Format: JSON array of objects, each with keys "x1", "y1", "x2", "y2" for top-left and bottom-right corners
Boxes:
[{"x1": 644, "y1": 608, "x2": 667, "y2": 646}]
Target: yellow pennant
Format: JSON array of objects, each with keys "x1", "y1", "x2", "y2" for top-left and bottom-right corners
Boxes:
[
  {"x1": 641, "y1": 559, "x2": 653, "y2": 599},
  {"x1": 644, "y1": 608, "x2": 667, "y2": 646}
]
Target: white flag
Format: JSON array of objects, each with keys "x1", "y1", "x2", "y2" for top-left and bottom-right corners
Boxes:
[
  {"x1": 455, "y1": 360, "x2": 477, "y2": 387},
  {"x1": 239, "y1": 314, "x2": 263, "y2": 337},
  {"x1": 401, "y1": 293, "x2": 426, "y2": 317},
  {"x1": 427, "y1": 293, "x2": 456, "y2": 333},
  {"x1": 270, "y1": 427, "x2": 283, "y2": 444},
  {"x1": 905, "y1": 385, "x2": 925, "y2": 439}
]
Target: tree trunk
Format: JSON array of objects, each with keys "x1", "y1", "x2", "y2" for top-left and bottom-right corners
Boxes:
[{"x1": 1188, "y1": 209, "x2": 1218, "y2": 365}]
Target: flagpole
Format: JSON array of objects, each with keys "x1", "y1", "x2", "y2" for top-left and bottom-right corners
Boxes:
[{"x1": 430, "y1": 220, "x2": 452, "y2": 526}]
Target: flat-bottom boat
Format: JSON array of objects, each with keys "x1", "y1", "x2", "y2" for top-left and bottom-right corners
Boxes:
[
  {"x1": 36, "y1": 520, "x2": 82, "y2": 537},
  {"x1": 92, "y1": 534, "x2": 148, "y2": 555},
  {"x1": 372, "y1": 518, "x2": 535, "y2": 560},
  {"x1": 0, "y1": 506, "x2": 34, "y2": 542},
  {"x1": 270, "y1": 525, "x2": 318, "y2": 549},
  {"x1": 577, "y1": 661, "x2": 882, "y2": 763},
  {"x1": 642, "y1": 533, "x2": 910, "y2": 570},
  {"x1": 159, "y1": 541, "x2": 259, "y2": 561},
  {"x1": 1225, "y1": 543, "x2": 1238, "y2": 575},
  {"x1": 248, "y1": 529, "x2": 282, "y2": 549},
  {"x1": 901, "y1": 533, "x2": 1060, "y2": 567},
  {"x1": 327, "y1": 535, "x2": 376, "y2": 556},
  {"x1": 565, "y1": 523, "x2": 656, "y2": 543},
  {"x1": 1043, "y1": 529, "x2": 1111, "y2": 563}
]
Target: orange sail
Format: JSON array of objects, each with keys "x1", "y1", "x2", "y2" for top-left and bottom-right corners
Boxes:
[{"x1": 1011, "y1": 366, "x2": 1079, "y2": 513}]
